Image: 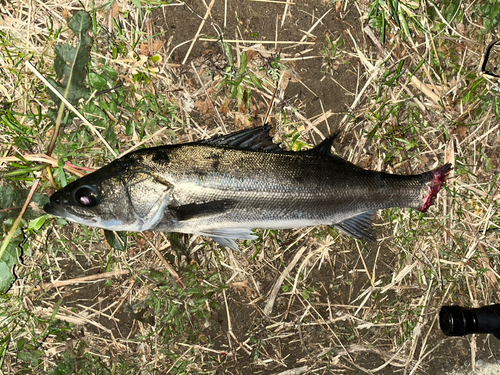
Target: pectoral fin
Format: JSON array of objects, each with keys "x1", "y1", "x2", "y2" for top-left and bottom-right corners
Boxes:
[
  {"x1": 332, "y1": 211, "x2": 377, "y2": 241},
  {"x1": 170, "y1": 200, "x2": 235, "y2": 221}
]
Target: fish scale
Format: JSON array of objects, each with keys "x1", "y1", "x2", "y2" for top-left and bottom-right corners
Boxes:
[{"x1": 44, "y1": 126, "x2": 451, "y2": 250}]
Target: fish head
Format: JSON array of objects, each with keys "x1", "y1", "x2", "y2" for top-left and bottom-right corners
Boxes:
[{"x1": 44, "y1": 158, "x2": 173, "y2": 232}]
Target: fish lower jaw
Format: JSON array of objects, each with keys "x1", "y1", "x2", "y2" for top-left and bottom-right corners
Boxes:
[
  {"x1": 70, "y1": 217, "x2": 144, "y2": 231},
  {"x1": 99, "y1": 219, "x2": 145, "y2": 231},
  {"x1": 64, "y1": 215, "x2": 149, "y2": 232}
]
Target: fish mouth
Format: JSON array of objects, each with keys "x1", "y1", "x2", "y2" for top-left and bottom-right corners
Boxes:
[
  {"x1": 43, "y1": 202, "x2": 67, "y2": 218},
  {"x1": 44, "y1": 201, "x2": 100, "y2": 226},
  {"x1": 44, "y1": 201, "x2": 130, "y2": 229}
]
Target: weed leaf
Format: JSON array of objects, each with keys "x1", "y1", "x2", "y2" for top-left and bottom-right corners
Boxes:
[
  {"x1": 239, "y1": 51, "x2": 247, "y2": 75},
  {"x1": 247, "y1": 73, "x2": 263, "y2": 89},
  {"x1": 0, "y1": 261, "x2": 15, "y2": 294},
  {"x1": 0, "y1": 186, "x2": 48, "y2": 293},
  {"x1": 223, "y1": 42, "x2": 234, "y2": 67},
  {"x1": 104, "y1": 230, "x2": 127, "y2": 251},
  {"x1": 494, "y1": 97, "x2": 500, "y2": 120},
  {"x1": 0, "y1": 237, "x2": 22, "y2": 293},
  {"x1": 0, "y1": 186, "x2": 48, "y2": 226},
  {"x1": 47, "y1": 11, "x2": 92, "y2": 106}
]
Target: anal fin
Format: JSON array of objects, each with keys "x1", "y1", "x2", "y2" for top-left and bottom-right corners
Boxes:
[
  {"x1": 211, "y1": 237, "x2": 240, "y2": 252},
  {"x1": 332, "y1": 211, "x2": 377, "y2": 242}
]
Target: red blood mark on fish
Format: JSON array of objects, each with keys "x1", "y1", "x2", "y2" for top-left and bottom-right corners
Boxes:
[{"x1": 418, "y1": 163, "x2": 452, "y2": 212}]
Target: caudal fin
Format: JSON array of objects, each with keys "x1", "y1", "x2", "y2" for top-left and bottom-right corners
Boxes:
[{"x1": 417, "y1": 163, "x2": 452, "y2": 212}]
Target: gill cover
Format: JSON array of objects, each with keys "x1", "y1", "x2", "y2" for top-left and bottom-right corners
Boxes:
[{"x1": 124, "y1": 171, "x2": 173, "y2": 230}]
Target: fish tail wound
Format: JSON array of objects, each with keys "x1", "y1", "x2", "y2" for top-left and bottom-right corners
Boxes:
[{"x1": 417, "y1": 163, "x2": 452, "y2": 212}]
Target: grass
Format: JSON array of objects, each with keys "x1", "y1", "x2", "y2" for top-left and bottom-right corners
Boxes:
[{"x1": 0, "y1": 0, "x2": 499, "y2": 374}]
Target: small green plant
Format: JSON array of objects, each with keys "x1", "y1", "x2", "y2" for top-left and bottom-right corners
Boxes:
[
  {"x1": 367, "y1": 0, "x2": 427, "y2": 43},
  {"x1": 0, "y1": 186, "x2": 49, "y2": 293},
  {"x1": 474, "y1": 0, "x2": 500, "y2": 34},
  {"x1": 283, "y1": 129, "x2": 309, "y2": 151},
  {"x1": 45, "y1": 11, "x2": 92, "y2": 154},
  {"x1": 130, "y1": 265, "x2": 223, "y2": 346},
  {"x1": 265, "y1": 55, "x2": 283, "y2": 82},
  {"x1": 216, "y1": 43, "x2": 263, "y2": 109},
  {"x1": 321, "y1": 34, "x2": 347, "y2": 73}
]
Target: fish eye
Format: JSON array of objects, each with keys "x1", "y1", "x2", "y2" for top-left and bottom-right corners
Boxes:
[{"x1": 73, "y1": 186, "x2": 100, "y2": 208}]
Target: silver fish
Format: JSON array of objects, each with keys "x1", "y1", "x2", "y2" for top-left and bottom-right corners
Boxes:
[{"x1": 44, "y1": 126, "x2": 451, "y2": 250}]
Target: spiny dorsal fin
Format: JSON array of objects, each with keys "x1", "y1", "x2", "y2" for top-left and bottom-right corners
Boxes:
[
  {"x1": 332, "y1": 210, "x2": 377, "y2": 241},
  {"x1": 198, "y1": 125, "x2": 283, "y2": 152}
]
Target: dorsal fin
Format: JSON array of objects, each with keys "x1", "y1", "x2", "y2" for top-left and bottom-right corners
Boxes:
[
  {"x1": 301, "y1": 132, "x2": 339, "y2": 156},
  {"x1": 197, "y1": 125, "x2": 283, "y2": 152}
]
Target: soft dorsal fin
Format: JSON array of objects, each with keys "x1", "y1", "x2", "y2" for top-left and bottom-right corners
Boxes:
[
  {"x1": 301, "y1": 132, "x2": 340, "y2": 156},
  {"x1": 198, "y1": 125, "x2": 283, "y2": 152}
]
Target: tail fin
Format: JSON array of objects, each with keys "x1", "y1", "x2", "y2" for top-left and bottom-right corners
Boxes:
[{"x1": 417, "y1": 163, "x2": 452, "y2": 212}]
